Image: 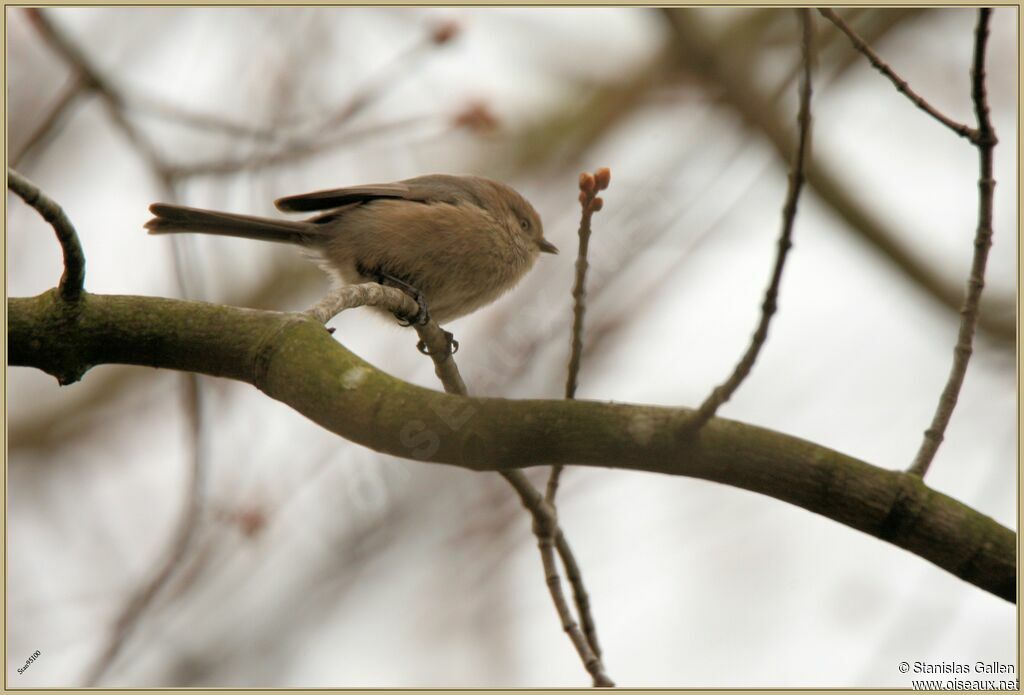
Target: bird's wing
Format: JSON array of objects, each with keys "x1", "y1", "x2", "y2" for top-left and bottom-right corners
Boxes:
[
  {"x1": 274, "y1": 175, "x2": 476, "y2": 213},
  {"x1": 274, "y1": 184, "x2": 415, "y2": 212}
]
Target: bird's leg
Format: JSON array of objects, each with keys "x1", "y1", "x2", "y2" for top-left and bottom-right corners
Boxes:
[{"x1": 366, "y1": 268, "x2": 430, "y2": 327}]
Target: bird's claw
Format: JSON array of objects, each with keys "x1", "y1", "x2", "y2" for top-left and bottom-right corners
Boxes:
[
  {"x1": 396, "y1": 292, "x2": 430, "y2": 327},
  {"x1": 417, "y1": 330, "x2": 458, "y2": 357},
  {"x1": 369, "y1": 269, "x2": 429, "y2": 327}
]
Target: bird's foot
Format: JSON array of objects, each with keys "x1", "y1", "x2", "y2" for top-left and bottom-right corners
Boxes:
[
  {"x1": 417, "y1": 330, "x2": 459, "y2": 357},
  {"x1": 395, "y1": 290, "x2": 430, "y2": 327},
  {"x1": 367, "y1": 269, "x2": 430, "y2": 326}
]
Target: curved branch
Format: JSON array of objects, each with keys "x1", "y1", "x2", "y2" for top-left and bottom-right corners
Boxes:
[
  {"x1": 7, "y1": 169, "x2": 86, "y2": 301},
  {"x1": 9, "y1": 290, "x2": 1016, "y2": 603}
]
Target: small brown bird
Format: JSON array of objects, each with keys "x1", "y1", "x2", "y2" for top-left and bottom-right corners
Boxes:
[{"x1": 146, "y1": 174, "x2": 558, "y2": 324}]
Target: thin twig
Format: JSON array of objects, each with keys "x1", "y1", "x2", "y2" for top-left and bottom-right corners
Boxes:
[
  {"x1": 405, "y1": 314, "x2": 612, "y2": 687},
  {"x1": 7, "y1": 168, "x2": 85, "y2": 301},
  {"x1": 689, "y1": 10, "x2": 814, "y2": 430},
  {"x1": 542, "y1": 169, "x2": 611, "y2": 661},
  {"x1": 563, "y1": 168, "x2": 610, "y2": 403},
  {"x1": 305, "y1": 282, "x2": 420, "y2": 324},
  {"x1": 553, "y1": 526, "x2": 601, "y2": 663},
  {"x1": 545, "y1": 168, "x2": 611, "y2": 505},
  {"x1": 818, "y1": 8, "x2": 978, "y2": 143},
  {"x1": 908, "y1": 8, "x2": 997, "y2": 478},
  {"x1": 497, "y1": 471, "x2": 614, "y2": 687},
  {"x1": 6, "y1": 165, "x2": 200, "y2": 688},
  {"x1": 661, "y1": 10, "x2": 1014, "y2": 344}
]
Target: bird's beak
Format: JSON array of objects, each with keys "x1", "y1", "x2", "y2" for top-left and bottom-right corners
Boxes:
[{"x1": 538, "y1": 238, "x2": 559, "y2": 254}]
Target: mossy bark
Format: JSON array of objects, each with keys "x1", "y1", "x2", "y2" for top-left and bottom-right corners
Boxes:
[{"x1": 9, "y1": 290, "x2": 1016, "y2": 602}]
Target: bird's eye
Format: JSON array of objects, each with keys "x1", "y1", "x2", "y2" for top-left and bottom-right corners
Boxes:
[{"x1": 519, "y1": 218, "x2": 531, "y2": 231}]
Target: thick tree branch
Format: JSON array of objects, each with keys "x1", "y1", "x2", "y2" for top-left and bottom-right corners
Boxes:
[{"x1": 10, "y1": 290, "x2": 1015, "y2": 603}]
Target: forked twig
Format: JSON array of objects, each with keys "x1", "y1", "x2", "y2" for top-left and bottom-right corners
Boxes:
[
  {"x1": 495, "y1": 471, "x2": 613, "y2": 687},
  {"x1": 818, "y1": 8, "x2": 978, "y2": 143},
  {"x1": 908, "y1": 8, "x2": 997, "y2": 477},
  {"x1": 543, "y1": 167, "x2": 611, "y2": 660},
  {"x1": 300, "y1": 282, "x2": 612, "y2": 684},
  {"x1": 403, "y1": 307, "x2": 612, "y2": 687},
  {"x1": 689, "y1": 10, "x2": 814, "y2": 430}
]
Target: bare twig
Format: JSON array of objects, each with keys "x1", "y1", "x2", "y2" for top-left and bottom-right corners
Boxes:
[
  {"x1": 818, "y1": 8, "x2": 977, "y2": 143},
  {"x1": 689, "y1": 10, "x2": 814, "y2": 430},
  {"x1": 8, "y1": 160, "x2": 201, "y2": 688},
  {"x1": 541, "y1": 169, "x2": 611, "y2": 662},
  {"x1": 546, "y1": 168, "x2": 611, "y2": 505},
  {"x1": 564, "y1": 168, "x2": 611, "y2": 404},
  {"x1": 908, "y1": 8, "x2": 997, "y2": 478},
  {"x1": 305, "y1": 282, "x2": 420, "y2": 324},
  {"x1": 661, "y1": 9, "x2": 1014, "y2": 345},
  {"x1": 7, "y1": 168, "x2": 85, "y2": 301},
  {"x1": 406, "y1": 311, "x2": 612, "y2": 687},
  {"x1": 497, "y1": 471, "x2": 614, "y2": 687}
]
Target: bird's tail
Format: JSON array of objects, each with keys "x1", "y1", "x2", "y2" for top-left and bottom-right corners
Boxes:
[{"x1": 145, "y1": 203, "x2": 315, "y2": 245}]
